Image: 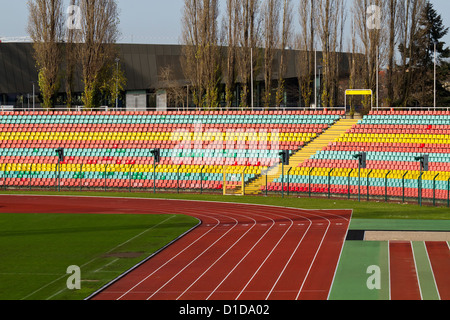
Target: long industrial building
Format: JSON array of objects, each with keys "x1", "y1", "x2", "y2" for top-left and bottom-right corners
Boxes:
[{"x1": 0, "y1": 42, "x2": 351, "y2": 110}]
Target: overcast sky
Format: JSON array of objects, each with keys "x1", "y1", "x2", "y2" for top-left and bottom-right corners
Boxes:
[{"x1": 0, "y1": 0, "x2": 449, "y2": 47}]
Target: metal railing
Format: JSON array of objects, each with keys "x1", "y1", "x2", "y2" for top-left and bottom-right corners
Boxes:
[
  {"x1": 1, "y1": 105, "x2": 347, "y2": 113},
  {"x1": 2, "y1": 165, "x2": 449, "y2": 207}
]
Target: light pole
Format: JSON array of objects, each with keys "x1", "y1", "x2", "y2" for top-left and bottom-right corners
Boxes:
[
  {"x1": 353, "y1": 152, "x2": 367, "y2": 202},
  {"x1": 115, "y1": 57, "x2": 120, "y2": 110},
  {"x1": 31, "y1": 81, "x2": 35, "y2": 111},
  {"x1": 434, "y1": 41, "x2": 437, "y2": 110},
  {"x1": 251, "y1": 47, "x2": 254, "y2": 111},
  {"x1": 317, "y1": 66, "x2": 323, "y2": 108},
  {"x1": 314, "y1": 48, "x2": 317, "y2": 108},
  {"x1": 376, "y1": 46, "x2": 379, "y2": 110},
  {"x1": 415, "y1": 155, "x2": 429, "y2": 206}
]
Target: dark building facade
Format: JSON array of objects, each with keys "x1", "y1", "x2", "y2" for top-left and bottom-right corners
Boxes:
[{"x1": 0, "y1": 42, "x2": 352, "y2": 110}]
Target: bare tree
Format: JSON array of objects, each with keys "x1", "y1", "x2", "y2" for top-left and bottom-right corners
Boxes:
[
  {"x1": 202, "y1": 0, "x2": 220, "y2": 109},
  {"x1": 221, "y1": 0, "x2": 240, "y2": 109},
  {"x1": 397, "y1": 0, "x2": 426, "y2": 107},
  {"x1": 181, "y1": 0, "x2": 202, "y2": 108},
  {"x1": 297, "y1": 0, "x2": 316, "y2": 108},
  {"x1": 275, "y1": 0, "x2": 293, "y2": 108},
  {"x1": 352, "y1": 0, "x2": 387, "y2": 112},
  {"x1": 316, "y1": 0, "x2": 347, "y2": 109},
  {"x1": 347, "y1": 16, "x2": 367, "y2": 115},
  {"x1": 78, "y1": 0, "x2": 120, "y2": 109},
  {"x1": 333, "y1": 0, "x2": 346, "y2": 107},
  {"x1": 181, "y1": 0, "x2": 220, "y2": 109},
  {"x1": 262, "y1": 0, "x2": 280, "y2": 108},
  {"x1": 27, "y1": 0, "x2": 64, "y2": 109},
  {"x1": 158, "y1": 66, "x2": 187, "y2": 110},
  {"x1": 64, "y1": 0, "x2": 80, "y2": 109},
  {"x1": 386, "y1": 0, "x2": 401, "y2": 106},
  {"x1": 235, "y1": 0, "x2": 261, "y2": 109}
]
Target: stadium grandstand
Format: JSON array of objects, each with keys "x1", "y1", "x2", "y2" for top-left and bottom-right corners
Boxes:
[
  {"x1": 0, "y1": 43, "x2": 449, "y2": 206},
  {"x1": 267, "y1": 109, "x2": 450, "y2": 205},
  {"x1": 0, "y1": 108, "x2": 449, "y2": 207}
]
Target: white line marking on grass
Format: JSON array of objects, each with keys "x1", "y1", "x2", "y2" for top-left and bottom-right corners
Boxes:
[
  {"x1": 22, "y1": 215, "x2": 176, "y2": 300},
  {"x1": 94, "y1": 259, "x2": 119, "y2": 273},
  {"x1": 0, "y1": 273, "x2": 62, "y2": 276},
  {"x1": 388, "y1": 241, "x2": 392, "y2": 301}
]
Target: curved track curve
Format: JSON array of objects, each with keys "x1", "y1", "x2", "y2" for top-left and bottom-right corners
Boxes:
[{"x1": 0, "y1": 195, "x2": 352, "y2": 300}]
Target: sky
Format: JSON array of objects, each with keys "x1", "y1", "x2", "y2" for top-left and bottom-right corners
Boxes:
[{"x1": 0, "y1": 0, "x2": 449, "y2": 47}]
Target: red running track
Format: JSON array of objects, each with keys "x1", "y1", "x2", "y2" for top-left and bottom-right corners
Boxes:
[
  {"x1": 389, "y1": 241, "x2": 450, "y2": 300},
  {"x1": 0, "y1": 195, "x2": 352, "y2": 301},
  {"x1": 389, "y1": 241, "x2": 422, "y2": 300},
  {"x1": 426, "y1": 242, "x2": 450, "y2": 300}
]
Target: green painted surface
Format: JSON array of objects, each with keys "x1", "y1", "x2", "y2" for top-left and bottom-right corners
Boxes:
[
  {"x1": 350, "y1": 219, "x2": 450, "y2": 231},
  {"x1": 412, "y1": 242, "x2": 440, "y2": 300},
  {"x1": 329, "y1": 241, "x2": 389, "y2": 300},
  {"x1": 332, "y1": 218, "x2": 447, "y2": 300}
]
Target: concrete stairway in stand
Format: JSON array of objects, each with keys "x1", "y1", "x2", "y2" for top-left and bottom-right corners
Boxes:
[{"x1": 244, "y1": 118, "x2": 360, "y2": 195}]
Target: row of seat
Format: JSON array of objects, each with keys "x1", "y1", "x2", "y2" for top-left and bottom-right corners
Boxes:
[
  {"x1": 0, "y1": 148, "x2": 283, "y2": 158},
  {"x1": 0, "y1": 131, "x2": 317, "y2": 141},
  {"x1": 0, "y1": 113, "x2": 341, "y2": 125},
  {"x1": 269, "y1": 112, "x2": 450, "y2": 200},
  {"x1": 349, "y1": 124, "x2": 450, "y2": 135},
  {"x1": 369, "y1": 110, "x2": 450, "y2": 115},
  {"x1": 264, "y1": 183, "x2": 450, "y2": 199},
  {"x1": 1, "y1": 123, "x2": 328, "y2": 132},
  {"x1": 0, "y1": 178, "x2": 227, "y2": 190},
  {"x1": 0, "y1": 110, "x2": 341, "y2": 191}
]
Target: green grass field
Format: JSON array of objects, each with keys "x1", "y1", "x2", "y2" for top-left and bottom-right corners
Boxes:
[
  {"x1": 0, "y1": 210, "x2": 198, "y2": 300},
  {"x1": 0, "y1": 191, "x2": 448, "y2": 300}
]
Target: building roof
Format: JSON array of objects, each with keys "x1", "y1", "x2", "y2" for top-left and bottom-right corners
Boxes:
[{"x1": 0, "y1": 42, "x2": 352, "y2": 95}]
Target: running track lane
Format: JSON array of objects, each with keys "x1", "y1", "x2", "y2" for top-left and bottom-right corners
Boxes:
[
  {"x1": 389, "y1": 241, "x2": 422, "y2": 300},
  {"x1": 426, "y1": 242, "x2": 450, "y2": 300},
  {"x1": 389, "y1": 241, "x2": 450, "y2": 300},
  {"x1": 0, "y1": 195, "x2": 352, "y2": 301}
]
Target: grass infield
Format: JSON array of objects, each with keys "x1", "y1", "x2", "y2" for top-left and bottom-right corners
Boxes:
[
  {"x1": 0, "y1": 211, "x2": 198, "y2": 300},
  {"x1": 0, "y1": 190, "x2": 448, "y2": 300}
]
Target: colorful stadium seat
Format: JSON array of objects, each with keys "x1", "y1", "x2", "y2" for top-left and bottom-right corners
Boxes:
[
  {"x1": 0, "y1": 110, "x2": 342, "y2": 192},
  {"x1": 269, "y1": 111, "x2": 450, "y2": 202}
]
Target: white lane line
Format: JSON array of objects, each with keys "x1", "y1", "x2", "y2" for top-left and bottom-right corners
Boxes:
[
  {"x1": 295, "y1": 218, "x2": 331, "y2": 300},
  {"x1": 205, "y1": 215, "x2": 277, "y2": 300},
  {"x1": 146, "y1": 215, "x2": 240, "y2": 300},
  {"x1": 265, "y1": 217, "x2": 313, "y2": 300},
  {"x1": 176, "y1": 214, "x2": 257, "y2": 300},
  {"x1": 116, "y1": 213, "x2": 221, "y2": 300},
  {"x1": 235, "y1": 218, "x2": 294, "y2": 300}
]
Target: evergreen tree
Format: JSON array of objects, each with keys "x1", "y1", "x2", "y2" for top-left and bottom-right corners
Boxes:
[
  {"x1": 419, "y1": 1, "x2": 449, "y2": 67},
  {"x1": 413, "y1": 1, "x2": 449, "y2": 106}
]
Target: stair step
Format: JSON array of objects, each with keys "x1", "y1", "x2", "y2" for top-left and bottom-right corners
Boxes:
[{"x1": 244, "y1": 118, "x2": 359, "y2": 195}]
